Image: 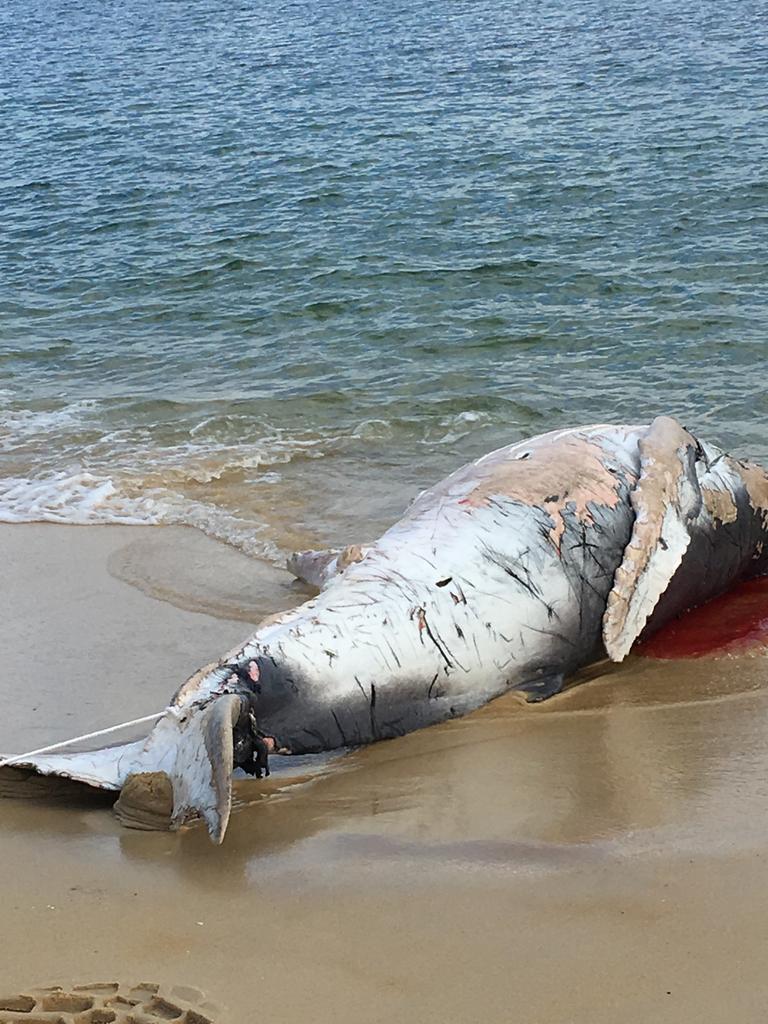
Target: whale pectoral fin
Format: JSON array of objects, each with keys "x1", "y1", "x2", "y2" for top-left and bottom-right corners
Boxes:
[
  {"x1": 516, "y1": 671, "x2": 565, "y2": 703},
  {"x1": 287, "y1": 544, "x2": 370, "y2": 590},
  {"x1": 603, "y1": 416, "x2": 704, "y2": 662}
]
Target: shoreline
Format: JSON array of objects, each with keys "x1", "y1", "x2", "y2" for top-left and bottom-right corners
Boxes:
[{"x1": 2, "y1": 522, "x2": 768, "y2": 1021}]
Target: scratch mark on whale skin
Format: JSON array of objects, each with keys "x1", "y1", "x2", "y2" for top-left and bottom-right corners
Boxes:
[{"x1": 412, "y1": 606, "x2": 457, "y2": 670}]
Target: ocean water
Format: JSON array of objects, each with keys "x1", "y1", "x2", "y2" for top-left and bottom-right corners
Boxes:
[{"x1": 2, "y1": 0, "x2": 767, "y2": 560}]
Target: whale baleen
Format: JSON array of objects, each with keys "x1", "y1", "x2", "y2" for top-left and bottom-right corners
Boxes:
[{"x1": 4, "y1": 416, "x2": 768, "y2": 842}]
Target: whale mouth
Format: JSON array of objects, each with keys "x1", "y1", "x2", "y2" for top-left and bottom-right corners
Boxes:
[
  {"x1": 233, "y1": 720, "x2": 280, "y2": 779},
  {"x1": 113, "y1": 712, "x2": 287, "y2": 839},
  {"x1": 162, "y1": 692, "x2": 285, "y2": 840}
]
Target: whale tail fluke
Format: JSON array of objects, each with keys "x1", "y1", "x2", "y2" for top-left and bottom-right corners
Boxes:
[{"x1": 0, "y1": 694, "x2": 243, "y2": 844}]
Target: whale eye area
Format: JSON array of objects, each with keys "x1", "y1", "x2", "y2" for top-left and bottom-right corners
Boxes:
[{"x1": 435, "y1": 577, "x2": 453, "y2": 588}]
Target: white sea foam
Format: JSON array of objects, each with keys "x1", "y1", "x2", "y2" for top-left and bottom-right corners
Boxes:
[
  {"x1": 0, "y1": 400, "x2": 98, "y2": 448},
  {"x1": 0, "y1": 397, "x2": 491, "y2": 562},
  {"x1": 0, "y1": 469, "x2": 285, "y2": 563},
  {"x1": 433, "y1": 410, "x2": 487, "y2": 445},
  {"x1": 0, "y1": 472, "x2": 161, "y2": 525},
  {"x1": 0, "y1": 394, "x2": 328, "y2": 553}
]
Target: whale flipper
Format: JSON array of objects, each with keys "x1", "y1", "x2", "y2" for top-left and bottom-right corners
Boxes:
[
  {"x1": 603, "y1": 416, "x2": 703, "y2": 662},
  {"x1": 516, "y1": 671, "x2": 566, "y2": 703}
]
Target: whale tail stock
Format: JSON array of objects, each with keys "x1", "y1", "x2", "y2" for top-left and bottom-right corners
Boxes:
[{"x1": 0, "y1": 693, "x2": 243, "y2": 843}]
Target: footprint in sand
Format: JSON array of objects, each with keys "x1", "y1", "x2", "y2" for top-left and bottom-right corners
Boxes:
[{"x1": 0, "y1": 982, "x2": 219, "y2": 1023}]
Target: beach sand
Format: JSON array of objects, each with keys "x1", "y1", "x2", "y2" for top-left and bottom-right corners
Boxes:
[{"x1": 2, "y1": 524, "x2": 768, "y2": 1022}]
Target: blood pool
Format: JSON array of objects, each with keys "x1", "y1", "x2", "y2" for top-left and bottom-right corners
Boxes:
[{"x1": 639, "y1": 575, "x2": 768, "y2": 659}]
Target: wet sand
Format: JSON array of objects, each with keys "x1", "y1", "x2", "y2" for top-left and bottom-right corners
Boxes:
[{"x1": 2, "y1": 524, "x2": 768, "y2": 1022}]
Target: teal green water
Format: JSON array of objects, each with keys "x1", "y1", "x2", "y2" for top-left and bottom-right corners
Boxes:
[{"x1": 1, "y1": 0, "x2": 766, "y2": 557}]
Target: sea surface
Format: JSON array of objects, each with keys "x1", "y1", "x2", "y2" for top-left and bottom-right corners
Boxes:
[{"x1": 1, "y1": 0, "x2": 767, "y2": 560}]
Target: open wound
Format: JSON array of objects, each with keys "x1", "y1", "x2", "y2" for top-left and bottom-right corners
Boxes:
[{"x1": 639, "y1": 576, "x2": 768, "y2": 659}]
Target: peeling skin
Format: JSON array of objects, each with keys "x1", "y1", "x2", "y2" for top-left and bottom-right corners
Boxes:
[
  {"x1": 701, "y1": 486, "x2": 739, "y2": 525},
  {"x1": 338, "y1": 544, "x2": 366, "y2": 569},
  {"x1": 10, "y1": 417, "x2": 768, "y2": 843},
  {"x1": 286, "y1": 543, "x2": 370, "y2": 589},
  {"x1": 739, "y1": 461, "x2": 768, "y2": 528},
  {"x1": 457, "y1": 435, "x2": 629, "y2": 547}
]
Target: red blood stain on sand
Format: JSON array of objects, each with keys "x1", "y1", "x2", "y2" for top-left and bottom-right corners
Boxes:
[{"x1": 639, "y1": 575, "x2": 768, "y2": 659}]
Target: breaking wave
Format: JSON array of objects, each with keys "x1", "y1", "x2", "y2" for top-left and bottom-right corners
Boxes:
[
  {"x1": 0, "y1": 395, "x2": 505, "y2": 560},
  {"x1": 0, "y1": 471, "x2": 160, "y2": 525},
  {"x1": 0, "y1": 469, "x2": 288, "y2": 562}
]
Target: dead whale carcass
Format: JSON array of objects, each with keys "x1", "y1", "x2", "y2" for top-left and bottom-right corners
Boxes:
[{"x1": 4, "y1": 416, "x2": 768, "y2": 842}]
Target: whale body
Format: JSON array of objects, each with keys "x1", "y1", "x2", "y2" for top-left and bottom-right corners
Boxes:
[{"x1": 6, "y1": 416, "x2": 768, "y2": 842}]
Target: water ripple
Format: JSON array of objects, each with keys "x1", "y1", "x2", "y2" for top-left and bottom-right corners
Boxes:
[{"x1": 0, "y1": 0, "x2": 766, "y2": 547}]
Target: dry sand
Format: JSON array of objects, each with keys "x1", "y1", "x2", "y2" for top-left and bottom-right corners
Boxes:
[{"x1": 2, "y1": 524, "x2": 768, "y2": 1022}]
